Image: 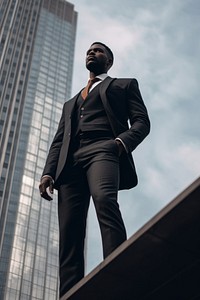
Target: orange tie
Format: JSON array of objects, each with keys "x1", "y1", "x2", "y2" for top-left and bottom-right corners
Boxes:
[{"x1": 81, "y1": 77, "x2": 100, "y2": 99}]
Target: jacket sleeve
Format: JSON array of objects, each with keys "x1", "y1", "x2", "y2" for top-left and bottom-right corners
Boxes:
[
  {"x1": 42, "y1": 104, "x2": 66, "y2": 179},
  {"x1": 117, "y1": 79, "x2": 150, "y2": 152}
]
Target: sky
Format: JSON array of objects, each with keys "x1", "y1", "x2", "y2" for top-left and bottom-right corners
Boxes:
[{"x1": 68, "y1": 0, "x2": 200, "y2": 273}]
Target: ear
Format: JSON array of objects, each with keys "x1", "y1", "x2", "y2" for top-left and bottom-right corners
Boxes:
[{"x1": 107, "y1": 58, "x2": 113, "y2": 69}]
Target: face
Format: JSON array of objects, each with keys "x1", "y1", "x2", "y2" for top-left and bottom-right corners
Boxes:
[{"x1": 85, "y1": 43, "x2": 112, "y2": 73}]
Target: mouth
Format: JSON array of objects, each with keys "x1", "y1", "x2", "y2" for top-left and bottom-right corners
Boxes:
[{"x1": 87, "y1": 56, "x2": 96, "y2": 63}]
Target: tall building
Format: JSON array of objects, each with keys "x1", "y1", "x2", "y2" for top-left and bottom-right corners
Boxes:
[{"x1": 0, "y1": 0, "x2": 77, "y2": 299}]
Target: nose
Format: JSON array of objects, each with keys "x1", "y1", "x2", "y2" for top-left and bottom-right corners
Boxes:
[{"x1": 88, "y1": 49, "x2": 95, "y2": 56}]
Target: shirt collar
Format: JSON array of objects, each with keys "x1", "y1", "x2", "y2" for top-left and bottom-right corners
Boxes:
[{"x1": 88, "y1": 73, "x2": 108, "y2": 81}]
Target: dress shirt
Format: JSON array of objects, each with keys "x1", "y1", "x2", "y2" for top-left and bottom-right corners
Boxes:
[{"x1": 89, "y1": 73, "x2": 108, "y2": 92}]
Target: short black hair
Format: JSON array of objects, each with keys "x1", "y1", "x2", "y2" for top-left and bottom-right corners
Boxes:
[{"x1": 91, "y1": 42, "x2": 114, "y2": 63}]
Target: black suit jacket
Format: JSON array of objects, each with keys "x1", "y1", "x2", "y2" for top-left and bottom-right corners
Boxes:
[{"x1": 42, "y1": 77, "x2": 150, "y2": 190}]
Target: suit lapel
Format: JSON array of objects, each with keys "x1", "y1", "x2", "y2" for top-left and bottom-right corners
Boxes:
[
  {"x1": 99, "y1": 76, "x2": 120, "y2": 137},
  {"x1": 66, "y1": 91, "x2": 81, "y2": 117},
  {"x1": 99, "y1": 76, "x2": 115, "y2": 101}
]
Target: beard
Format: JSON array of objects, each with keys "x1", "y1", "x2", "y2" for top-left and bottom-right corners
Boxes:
[{"x1": 86, "y1": 61, "x2": 107, "y2": 74}]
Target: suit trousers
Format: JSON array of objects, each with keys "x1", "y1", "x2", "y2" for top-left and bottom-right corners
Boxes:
[{"x1": 57, "y1": 136, "x2": 127, "y2": 297}]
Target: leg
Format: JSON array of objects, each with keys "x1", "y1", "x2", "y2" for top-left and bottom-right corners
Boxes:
[
  {"x1": 57, "y1": 165, "x2": 90, "y2": 297},
  {"x1": 86, "y1": 157, "x2": 127, "y2": 258}
]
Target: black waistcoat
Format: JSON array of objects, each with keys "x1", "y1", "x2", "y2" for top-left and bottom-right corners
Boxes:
[{"x1": 72, "y1": 83, "x2": 112, "y2": 136}]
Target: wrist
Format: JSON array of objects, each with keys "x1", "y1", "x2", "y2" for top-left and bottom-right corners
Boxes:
[
  {"x1": 115, "y1": 137, "x2": 128, "y2": 153},
  {"x1": 41, "y1": 175, "x2": 54, "y2": 183}
]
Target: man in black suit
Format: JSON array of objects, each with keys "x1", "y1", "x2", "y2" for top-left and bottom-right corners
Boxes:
[{"x1": 39, "y1": 42, "x2": 150, "y2": 298}]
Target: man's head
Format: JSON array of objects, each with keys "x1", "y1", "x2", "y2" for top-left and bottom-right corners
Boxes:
[{"x1": 85, "y1": 42, "x2": 114, "y2": 75}]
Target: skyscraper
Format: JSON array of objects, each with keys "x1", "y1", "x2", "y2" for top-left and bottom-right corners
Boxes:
[{"x1": 0, "y1": 1, "x2": 77, "y2": 299}]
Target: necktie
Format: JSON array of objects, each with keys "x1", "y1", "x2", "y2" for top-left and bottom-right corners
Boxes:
[{"x1": 81, "y1": 77, "x2": 100, "y2": 99}]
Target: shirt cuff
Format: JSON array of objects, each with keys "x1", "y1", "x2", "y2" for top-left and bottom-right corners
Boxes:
[{"x1": 115, "y1": 138, "x2": 128, "y2": 153}]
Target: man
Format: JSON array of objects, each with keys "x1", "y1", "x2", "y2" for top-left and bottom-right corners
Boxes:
[{"x1": 39, "y1": 42, "x2": 150, "y2": 298}]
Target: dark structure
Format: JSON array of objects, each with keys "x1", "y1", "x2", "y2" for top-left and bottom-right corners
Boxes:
[{"x1": 61, "y1": 176, "x2": 200, "y2": 300}]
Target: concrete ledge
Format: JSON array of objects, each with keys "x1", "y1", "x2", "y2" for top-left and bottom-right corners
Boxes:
[{"x1": 61, "y1": 177, "x2": 200, "y2": 300}]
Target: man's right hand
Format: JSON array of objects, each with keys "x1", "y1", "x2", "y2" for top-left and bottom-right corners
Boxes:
[{"x1": 39, "y1": 176, "x2": 54, "y2": 201}]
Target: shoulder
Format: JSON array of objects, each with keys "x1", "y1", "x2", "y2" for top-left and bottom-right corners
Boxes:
[
  {"x1": 63, "y1": 92, "x2": 80, "y2": 108},
  {"x1": 109, "y1": 77, "x2": 139, "y2": 89}
]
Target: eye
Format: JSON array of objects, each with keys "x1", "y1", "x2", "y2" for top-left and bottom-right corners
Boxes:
[{"x1": 96, "y1": 48, "x2": 103, "y2": 53}]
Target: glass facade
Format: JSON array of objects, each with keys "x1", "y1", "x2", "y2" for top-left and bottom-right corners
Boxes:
[{"x1": 0, "y1": 0, "x2": 77, "y2": 299}]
